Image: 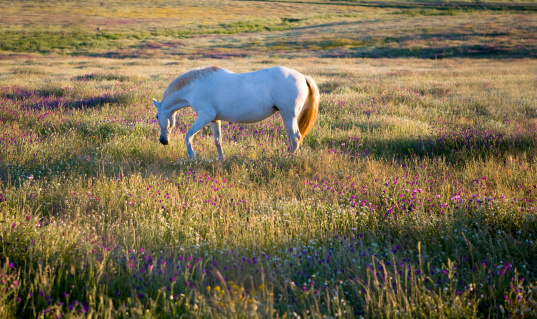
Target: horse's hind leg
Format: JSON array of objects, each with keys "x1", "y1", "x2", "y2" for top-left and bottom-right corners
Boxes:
[
  {"x1": 281, "y1": 114, "x2": 302, "y2": 154},
  {"x1": 210, "y1": 120, "x2": 224, "y2": 160},
  {"x1": 185, "y1": 113, "x2": 214, "y2": 158}
]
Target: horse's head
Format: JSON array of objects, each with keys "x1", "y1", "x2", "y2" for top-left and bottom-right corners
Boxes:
[{"x1": 153, "y1": 98, "x2": 175, "y2": 145}]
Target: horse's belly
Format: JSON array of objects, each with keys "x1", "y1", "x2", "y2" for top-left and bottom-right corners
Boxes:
[{"x1": 215, "y1": 104, "x2": 278, "y2": 123}]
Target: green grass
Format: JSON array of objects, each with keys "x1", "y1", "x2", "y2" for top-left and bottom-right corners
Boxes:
[
  {"x1": 1, "y1": 0, "x2": 535, "y2": 59},
  {"x1": 0, "y1": 18, "x2": 313, "y2": 53}
]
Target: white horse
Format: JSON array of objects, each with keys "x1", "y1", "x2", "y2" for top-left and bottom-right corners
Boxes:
[{"x1": 153, "y1": 66, "x2": 319, "y2": 159}]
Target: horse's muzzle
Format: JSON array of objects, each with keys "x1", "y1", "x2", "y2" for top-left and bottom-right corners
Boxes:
[{"x1": 159, "y1": 137, "x2": 168, "y2": 145}]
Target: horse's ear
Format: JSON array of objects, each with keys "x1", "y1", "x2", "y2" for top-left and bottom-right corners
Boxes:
[{"x1": 153, "y1": 98, "x2": 160, "y2": 109}]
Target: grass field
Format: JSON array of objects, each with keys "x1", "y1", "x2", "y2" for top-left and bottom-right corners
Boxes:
[{"x1": 1, "y1": 0, "x2": 537, "y2": 318}]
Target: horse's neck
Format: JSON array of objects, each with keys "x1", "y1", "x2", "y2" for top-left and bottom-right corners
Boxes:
[{"x1": 163, "y1": 94, "x2": 190, "y2": 112}]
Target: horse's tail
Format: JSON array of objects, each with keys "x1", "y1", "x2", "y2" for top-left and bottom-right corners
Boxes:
[{"x1": 298, "y1": 75, "x2": 320, "y2": 143}]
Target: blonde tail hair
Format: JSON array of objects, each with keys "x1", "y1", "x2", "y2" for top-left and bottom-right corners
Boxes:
[{"x1": 298, "y1": 75, "x2": 320, "y2": 143}]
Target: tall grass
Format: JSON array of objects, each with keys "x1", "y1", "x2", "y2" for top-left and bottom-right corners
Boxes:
[{"x1": 0, "y1": 56, "x2": 536, "y2": 317}]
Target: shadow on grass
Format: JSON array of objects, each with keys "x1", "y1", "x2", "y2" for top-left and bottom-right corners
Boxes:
[
  {"x1": 1, "y1": 87, "x2": 137, "y2": 110},
  {"x1": 328, "y1": 44, "x2": 537, "y2": 59},
  {"x1": 315, "y1": 126, "x2": 537, "y2": 163},
  {"x1": 72, "y1": 73, "x2": 133, "y2": 82},
  {"x1": 1, "y1": 87, "x2": 67, "y2": 99},
  {"x1": 359, "y1": 1, "x2": 537, "y2": 12},
  {"x1": 253, "y1": 0, "x2": 537, "y2": 12},
  {"x1": 30, "y1": 94, "x2": 133, "y2": 110},
  {"x1": 266, "y1": 26, "x2": 537, "y2": 59}
]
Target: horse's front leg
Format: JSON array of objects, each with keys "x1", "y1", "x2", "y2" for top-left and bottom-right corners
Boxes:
[
  {"x1": 210, "y1": 120, "x2": 224, "y2": 160},
  {"x1": 185, "y1": 113, "x2": 214, "y2": 158}
]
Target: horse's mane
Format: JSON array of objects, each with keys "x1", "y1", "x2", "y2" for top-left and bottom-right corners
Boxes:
[{"x1": 161, "y1": 66, "x2": 220, "y2": 102}]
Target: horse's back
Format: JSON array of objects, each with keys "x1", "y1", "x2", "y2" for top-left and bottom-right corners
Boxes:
[
  {"x1": 210, "y1": 66, "x2": 304, "y2": 86},
  {"x1": 218, "y1": 66, "x2": 308, "y2": 105}
]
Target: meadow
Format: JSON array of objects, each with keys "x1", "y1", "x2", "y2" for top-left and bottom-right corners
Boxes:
[{"x1": 1, "y1": 0, "x2": 537, "y2": 318}]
